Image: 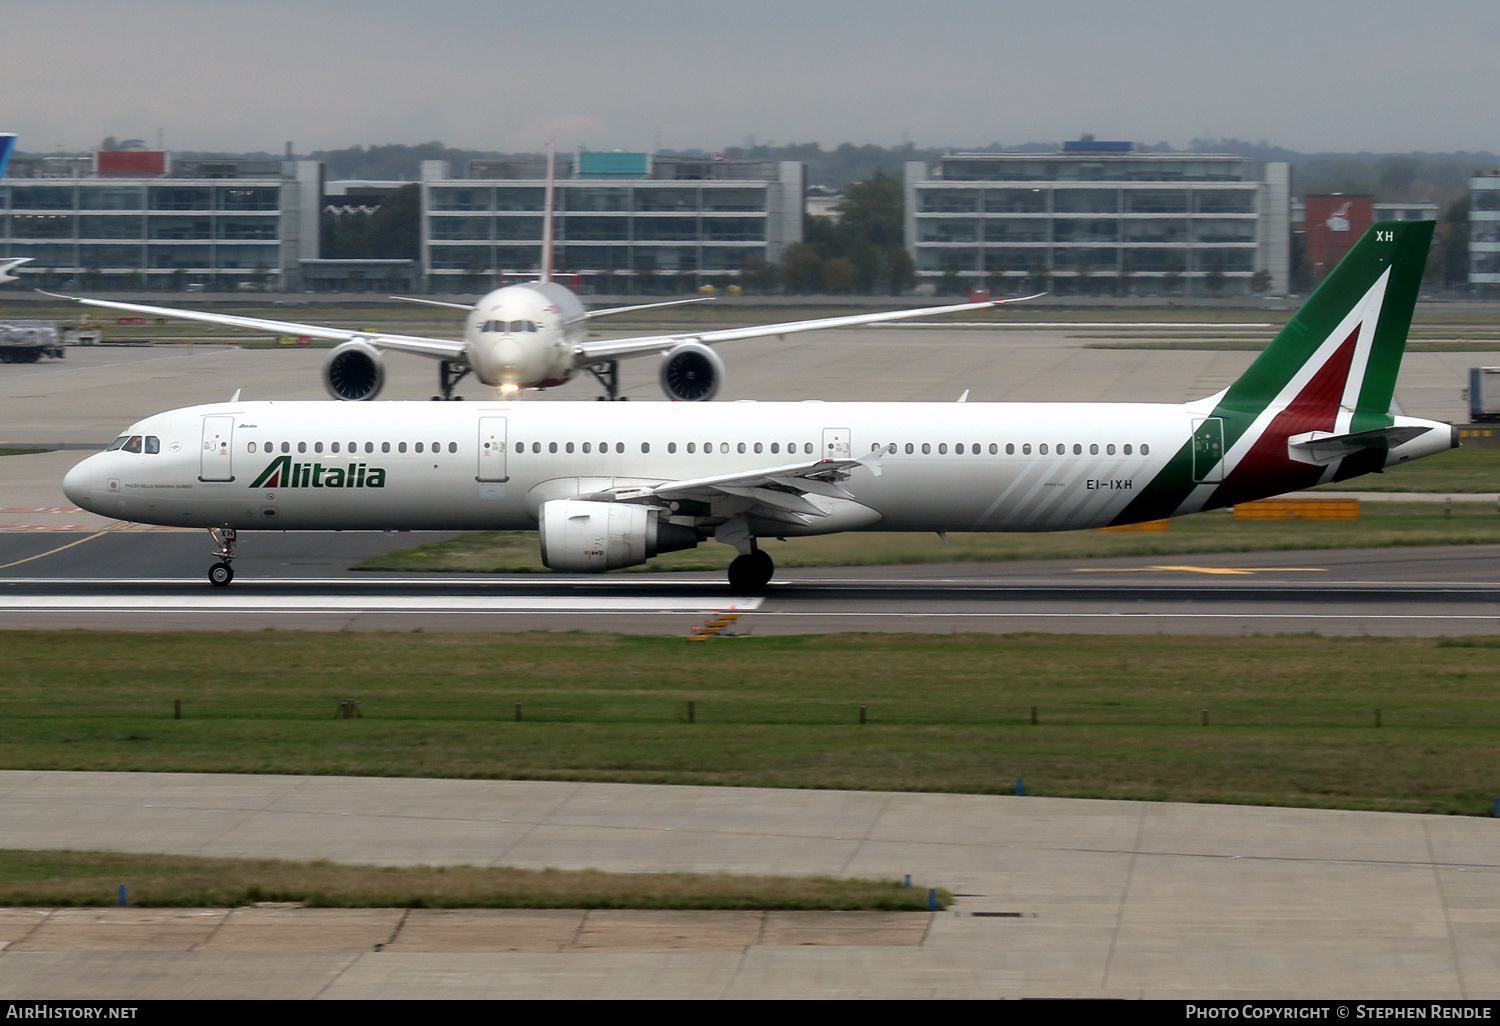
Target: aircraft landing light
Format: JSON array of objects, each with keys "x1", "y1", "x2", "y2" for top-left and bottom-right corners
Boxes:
[{"x1": 1074, "y1": 565, "x2": 1328, "y2": 575}]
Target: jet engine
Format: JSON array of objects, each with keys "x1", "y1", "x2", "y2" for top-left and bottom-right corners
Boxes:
[
  {"x1": 538, "y1": 499, "x2": 698, "y2": 572},
  {"x1": 658, "y1": 341, "x2": 724, "y2": 402},
  {"x1": 322, "y1": 340, "x2": 386, "y2": 401}
]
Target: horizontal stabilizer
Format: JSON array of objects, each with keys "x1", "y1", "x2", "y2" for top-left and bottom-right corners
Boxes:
[
  {"x1": 1287, "y1": 425, "x2": 1434, "y2": 465},
  {"x1": 0, "y1": 257, "x2": 33, "y2": 284}
]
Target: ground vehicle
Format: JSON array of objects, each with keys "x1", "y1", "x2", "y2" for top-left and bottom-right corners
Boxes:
[{"x1": 0, "y1": 320, "x2": 65, "y2": 363}]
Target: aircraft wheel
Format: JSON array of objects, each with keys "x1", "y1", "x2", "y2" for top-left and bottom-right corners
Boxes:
[
  {"x1": 751, "y1": 549, "x2": 774, "y2": 586},
  {"x1": 728, "y1": 552, "x2": 774, "y2": 594},
  {"x1": 208, "y1": 561, "x2": 234, "y2": 587}
]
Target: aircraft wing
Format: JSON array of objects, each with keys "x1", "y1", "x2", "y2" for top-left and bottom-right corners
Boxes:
[
  {"x1": 575, "y1": 294, "x2": 1042, "y2": 362},
  {"x1": 594, "y1": 451, "x2": 883, "y2": 526},
  {"x1": 38, "y1": 292, "x2": 466, "y2": 361},
  {"x1": 0, "y1": 257, "x2": 33, "y2": 284}
]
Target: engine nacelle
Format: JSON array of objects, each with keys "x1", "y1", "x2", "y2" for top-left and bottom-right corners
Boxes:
[
  {"x1": 322, "y1": 340, "x2": 386, "y2": 401},
  {"x1": 538, "y1": 500, "x2": 698, "y2": 572},
  {"x1": 658, "y1": 341, "x2": 724, "y2": 402}
]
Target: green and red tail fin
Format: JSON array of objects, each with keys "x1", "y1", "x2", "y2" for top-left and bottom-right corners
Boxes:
[
  {"x1": 1114, "y1": 220, "x2": 1436, "y2": 523},
  {"x1": 1218, "y1": 219, "x2": 1432, "y2": 425}
]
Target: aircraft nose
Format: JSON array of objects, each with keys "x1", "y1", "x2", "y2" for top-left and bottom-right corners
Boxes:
[{"x1": 62, "y1": 455, "x2": 97, "y2": 510}]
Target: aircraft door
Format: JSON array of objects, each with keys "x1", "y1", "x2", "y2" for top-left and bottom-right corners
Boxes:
[
  {"x1": 477, "y1": 416, "x2": 508, "y2": 482},
  {"x1": 822, "y1": 427, "x2": 851, "y2": 460},
  {"x1": 1191, "y1": 417, "x2": 1225, "y2": 483},
  {"x1": 199, "y1": 415, "x2": 235, "y2": 482}
]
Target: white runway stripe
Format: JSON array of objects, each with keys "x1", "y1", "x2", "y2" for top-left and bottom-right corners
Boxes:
[{"x1": 0, "y1": 595, "x2": 762, "y2": 613}]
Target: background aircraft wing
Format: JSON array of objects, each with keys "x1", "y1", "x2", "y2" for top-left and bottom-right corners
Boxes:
[
  {"x1": 40, "y1": 293, "x2": 466, "y2": 360},
  {"x1": 575, "y1": 294, "x2": 1042, "y2": 362}
]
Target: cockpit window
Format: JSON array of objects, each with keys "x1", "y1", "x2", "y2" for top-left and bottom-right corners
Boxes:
[
  {"x1": 526, "y1": 321, "x2": 538, "y2": 332},
  {"x1": 144, "y1": 436, "x2": 160, "y2": 454},
  {"x1": 106, "y1": 436, "x2": 129, "y2": 451},
  {"x1": 121, "y1": 435, "x2": 143, "y2": 454},
  {"x1": 509, "y1": 320, "x2": 524, "y2": 332}
]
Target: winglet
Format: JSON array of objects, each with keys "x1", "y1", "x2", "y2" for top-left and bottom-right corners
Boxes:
[
  {"x1": 994, "y1": 291, "x2": 1046, "y2": 305},
  {"x1": 0, "y1": 134, "x2": 15, "y2": 181}
]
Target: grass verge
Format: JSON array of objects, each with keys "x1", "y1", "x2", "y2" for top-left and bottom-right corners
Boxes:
[
  {"x1": 3, "y1": 632, "x2": 1499, "y2": 815},
  {"x1": 0, "y1": 850, "x2": 941, "y2": 910},
  {"x1": 359, "y1": 499, "x2": 1500, "y2": 574}
]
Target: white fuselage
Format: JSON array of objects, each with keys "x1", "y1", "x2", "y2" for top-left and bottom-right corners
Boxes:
[
  {"x1": 61, "y1": 399, "x2": 1453, "y2": 537},
  {"x1": 461, "y1": 282, "x2": 587, "y2": 389}
]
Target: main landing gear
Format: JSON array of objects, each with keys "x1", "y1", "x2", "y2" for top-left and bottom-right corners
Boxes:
[
  {"x1": 727, "y1": 548, "x2": 774, "y2": 594},
  {"x1": 432, "y1": 360, "x2": 471, "y2": 401},
  {"x1": 207, "y1": 527, "x2": 236, "y2": 587},
  {"x1": 586, "y1": 359, "x2": 628, "y2": 401}
]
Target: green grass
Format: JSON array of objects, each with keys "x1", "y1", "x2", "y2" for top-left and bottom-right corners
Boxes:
[
  {"x1": 0, "y1": 850, "x2": 942, "y2": 910},
  {"x1": 360, "y1": 499, "x2": 1500, "y2": 574},
  {"x1": 0, "y1": 447, "x2": 49, "y2": 457},
  {"x1": 2, "y1": 631, "x2": 1499, "y2": 815}
]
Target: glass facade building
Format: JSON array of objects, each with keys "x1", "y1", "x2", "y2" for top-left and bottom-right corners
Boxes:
[
  {"x1": 1471, "y1": 174, "x2": 1500, "y2": 287},
  {"x1": 421, "y1": 154, "x2": 804, "y2": 292},
  {"x1": 0, "y1": 155, "x2": 322, "y2": 291},
  {"x1": 906, "y1": 147, "x2": 1291, "y2": 295}
]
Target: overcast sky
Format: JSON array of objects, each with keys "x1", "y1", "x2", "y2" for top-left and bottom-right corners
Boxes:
[{"x1": 6, "y1": 0, "x2": 1497, "y2": 156}]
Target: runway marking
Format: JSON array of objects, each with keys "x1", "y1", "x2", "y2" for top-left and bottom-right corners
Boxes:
[
  {"x1": 0, "y1": 528, "x2": 122, "y2": 571},
  {"x1": 0, "y1": 595, "x2": 763, "y2": 613},
  {"x1": 1075, "y1": 565, "x2": 1328, "y2": 576}
]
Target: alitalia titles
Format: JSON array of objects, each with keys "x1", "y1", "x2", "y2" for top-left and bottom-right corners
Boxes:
[{"x1": 249, "y1": 454, "x2": 386, "y2": 490}]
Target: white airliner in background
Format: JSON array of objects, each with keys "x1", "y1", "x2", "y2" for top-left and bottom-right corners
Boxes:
[
  {"x1": 63, "y1": 222, "x2": 1455, "y2": 592},
  {"x1": 0, "y1": 133, "x2": 33, "y2": 283},
  {"x1": 46, "y1": 142, "x2": 1033, "y2": 402}
]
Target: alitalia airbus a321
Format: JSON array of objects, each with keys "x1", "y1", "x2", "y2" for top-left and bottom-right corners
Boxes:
[{"x1": 64, "y1": 221, "x2": 1455, "y2": 593}]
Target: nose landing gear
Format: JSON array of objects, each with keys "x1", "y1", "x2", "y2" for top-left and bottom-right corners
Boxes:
[{"x1": 207, "y1": 527, "x2": 236, "y2": 587}]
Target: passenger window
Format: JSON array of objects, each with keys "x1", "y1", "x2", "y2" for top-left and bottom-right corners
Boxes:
[
  {"x1": 298, "y1": 442, "x2": 307, "y2": 454},
  {"x1": 616, "y1": 443, "x2": 624, "y2": 454},
  {"x1": 1022, "y1": 444, "x2": 1031, "y2": 455},
  {"x1": 1073, "y1": 444, "x2": 1082, "y2": 455},
  {"x1": 123, "y1": 436, "x2": 143, "y2": 453},
  {"x1": 687, "y1": 442, "x2": 696, "y2": 453},
  {"x1": 1123, "y1": 444, "x2": 1132, "y2": 455},
  {"x1": 282, "y1": 442, "x2": 290, "y2": 453},
  {"x1": 449, "y1": 442, "x2": 458, "y2": 454},
  {"x1": 145, "y1": 436, "x2": 160, "y2": 454},
  {"x1": 565, "y1": 442, "x2": 574, "y2": 453},
  {"x1": 905, "y1": 443, "x2": 914, "y2": 454},
  {"x1": 803, "y1": 443, "x2": 813, "y2": 455},
  {"x1": 548, "y1": 442, "x2": 557, "y2": 453},
  {"x1": 582, "y1": 442, "x2": 591, "y2": 454},
  {"x1": 887, "y1": 443, "x2": 897, "y2": 454},
  {"x1": 938, "y1": 443, "x2": 948, "y2": 454},
  {"x1": 737, "y1": 442, "x2": 746, "y2": 454},
  {"x1": 350, "y1": 442, "x2": 357, "y2": 452},
  {"x1": 921, "y1": 443, "x2": 931, "y2": 455},
  {"x1": 432, "y1": 442, "x2": 439, "y2": 453},
  {"x1": 667, "y1": 442, "x2": 676, "y2": 453},
  {"x1": 1039, "y1": 444, "x2": 1049, "y2": 455},
  {"x1": 1106, "y1": 444, "x2": 1115, "y2": 455},
  {"x1": 955, "y1": 443, "x2": 964, "y2": 455},
  {"x1": 1141, "y1": 444, "x2": 1150, "y2": 455},
  {"x1": 1090, "y1": 444, "x2": 1099, "y2": 455},
  {"x1": 973, "y1": 443, "x2": 981, "y2": 454},
  {"x1": 600, "y1": 441, "x2": 608, "y2": 452},
  {"x1": 641, "y1": 443, "x2": 650, "y2": 453},
  {"x1": 989, "y1": 443, "x2": 998, "y2": 454},
  {"x1": 533, "y1": 442, "x2": 541, "y2": 453},
  {"x1": 332, "y1": 442, "x2": 340, "y2": 454},
  {"x1": 399, "y1": 442, "x2": 408, "y2": 453},
  {"x1": 415, "y1": 442, "x2": 424, "y2": 453},
  {"x1": 771, "y1": 443, "x2": 780, "y2": 454},
  {"x1": 314, "y1": 442, "x2": 324, "y2": 453},
  {"x1": 720, "y1": 443, "x2": 730, "y2": 454},
  {"x1": 381, "y1": 442, "x2": 390, "y2": 453},
  {"x1": 365, "y1": 442, "x2": 374, "y2": 454},
  {"x1": 1005, "y1": 443, "x2": 1014, "y2": 455},
  {"x1": 248, "y1": 442, "x2": 258, "y2": 453}
]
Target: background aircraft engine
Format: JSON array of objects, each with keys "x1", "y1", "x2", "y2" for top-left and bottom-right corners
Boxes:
[
  {"x1": 658, "y1": 341, "x2": 724, "y2": 401},
  {"x1": 322, "y1": 340, "x2": 386, "y2": 401},
  {"x1": 538, "y1": 499, "x2": 698, "y2": 572}
]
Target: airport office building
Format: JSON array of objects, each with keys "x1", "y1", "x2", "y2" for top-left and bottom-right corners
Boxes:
[
  {"x1": 0, "y1": 150, "x2": 322, "y2": 291},
  {"x1": 906, "y1": 142, "x2": 1292, "y2": 295},
  {"x1": 420, "y1": 152, "x2": 805, "y2": 292}
]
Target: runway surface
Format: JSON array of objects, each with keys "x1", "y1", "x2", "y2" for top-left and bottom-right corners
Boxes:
[
  {"x1": 1, "y1": 771, "x2": 1496, "y2": 999},
  {"x1": 2, "y1": 530, "x2": 1498, "y2": 635}
]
